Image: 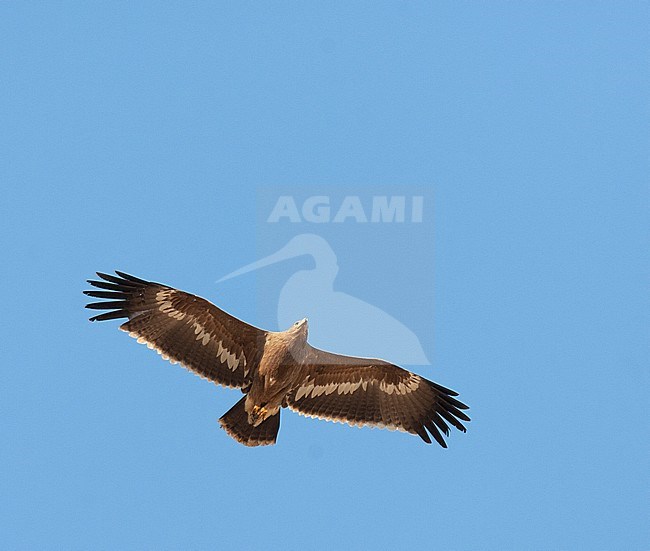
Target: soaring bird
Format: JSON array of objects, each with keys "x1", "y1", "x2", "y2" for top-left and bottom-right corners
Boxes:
[{"x1": 84, "y1": 271, "x2": 470, "y2": 447}]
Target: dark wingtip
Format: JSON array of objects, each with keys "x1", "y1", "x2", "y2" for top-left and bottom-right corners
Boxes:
[
  {"x1": 424, "y1": 419, "x2": 448, "y2": 448},
  {"x1": 429, "y1": 380, "x2": 460, "y2": 397},
  {"x1": 414, "y1": 425, "x2": 432, "y2": 444},
  {"x1": 115, "y1": 270, "x2": 149, "y2": 284},
  {"x1": 449, "y1": 407, "x2": 471, "y2": 423},
  {"x1": 446, "y1": 395, "x2": 470, "y2": 410},
  {"x1": 87, "y1": 309, "x2": 128, "y2": 322},
  {"x1": 88, "y1": 270, "x2": 148, "y2": 289},
  {"x1": 434, "y1": 436, "x2": 448, "y2": 449}
]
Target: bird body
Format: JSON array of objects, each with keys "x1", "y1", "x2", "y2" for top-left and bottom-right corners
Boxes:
[
  {"x1": 85, "y1": 271, "x2": 469, "y2": 447},
  {"x1": 245, "y1": 321, "x2": 308, "y2": 426}
]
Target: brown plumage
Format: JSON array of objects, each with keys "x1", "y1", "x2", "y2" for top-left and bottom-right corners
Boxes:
[{"x1": 85, "y1": 271, "x2": 470, "y2": 447}]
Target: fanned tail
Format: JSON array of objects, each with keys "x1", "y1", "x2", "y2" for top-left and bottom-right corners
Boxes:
[{"x1": 218, "y1": 397, "x2": 280, "y2": 447}]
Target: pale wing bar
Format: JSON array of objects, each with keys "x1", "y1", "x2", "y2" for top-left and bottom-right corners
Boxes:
[
  {"x1": 85, "y1": 271, "x2": 266, "y2": 389},
  {"x1": 286, "y1": 351, "x2": 469, "y2": 447}
]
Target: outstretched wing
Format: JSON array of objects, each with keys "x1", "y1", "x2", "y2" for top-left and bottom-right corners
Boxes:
[
  {"x1": 85, "y1": 271, "x2": 266, "y2": 389},
  {"x1": 286, "y1": 346, "x2": 469, "y2": 447}
]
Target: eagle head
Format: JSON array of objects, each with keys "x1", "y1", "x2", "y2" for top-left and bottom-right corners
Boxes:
[{"x1": 290, "y1": 318, "x2": 309, "y2": 337}]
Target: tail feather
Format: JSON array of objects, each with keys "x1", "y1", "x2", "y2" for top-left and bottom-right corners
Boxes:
[{"x1": 219, "y1": 397, "x2": 280, "y2": 447}]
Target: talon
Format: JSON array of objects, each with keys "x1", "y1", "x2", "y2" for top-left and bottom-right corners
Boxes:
[{"x1": 253, "y1": 405, "x2": 268, "y2": 416}]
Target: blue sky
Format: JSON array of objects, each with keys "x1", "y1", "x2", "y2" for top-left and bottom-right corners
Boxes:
[{"x1": 1, "y1": 2, "x2": 648, "y2": 550}]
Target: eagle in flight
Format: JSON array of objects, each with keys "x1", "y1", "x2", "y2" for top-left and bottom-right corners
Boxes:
[{"x1": 85, "y1": 271, "x2": 470, "y2": 447}]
